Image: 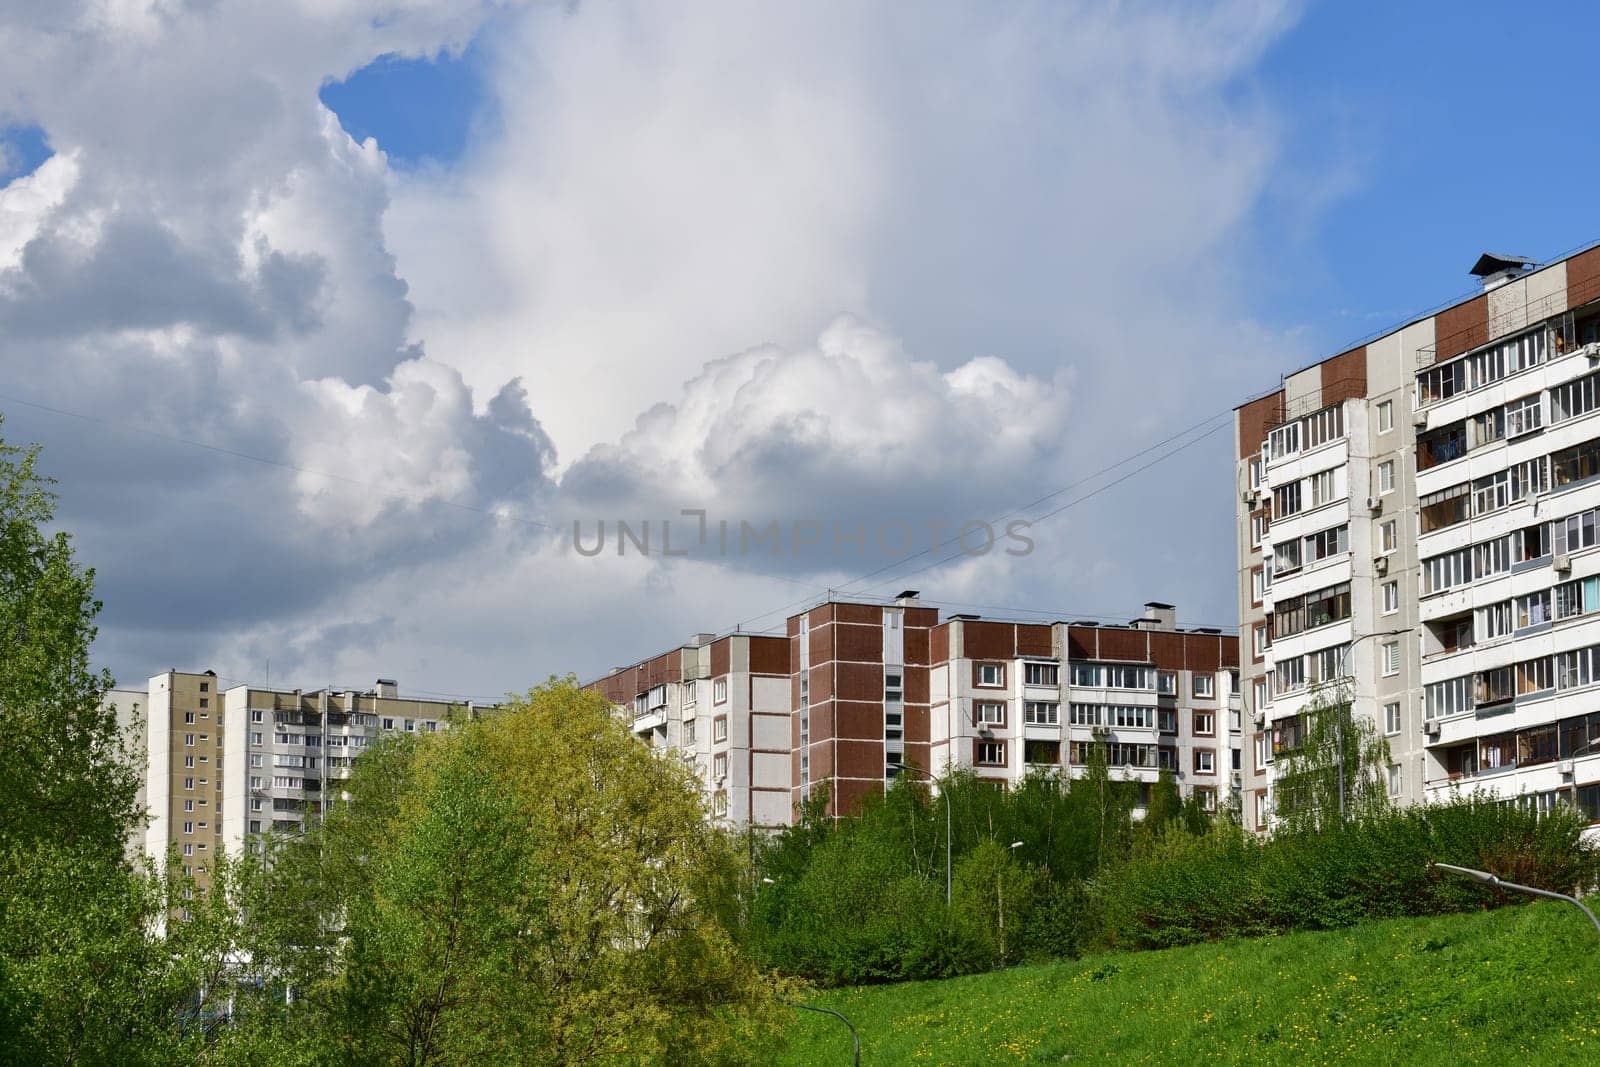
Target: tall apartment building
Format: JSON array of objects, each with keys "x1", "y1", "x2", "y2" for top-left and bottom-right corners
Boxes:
[
  {"x1": 590, "y1": 633, "x2": 793, "y2": 825},
  {"x1": 589, "y1": 596, "x2": 1240, "y2": 825},
  {"x1": 140, "y1": 671, "x2": 487, "y2": 888},
  {"x1": 1235, "y1": 246, "x2": 1600, "y2": 832}
]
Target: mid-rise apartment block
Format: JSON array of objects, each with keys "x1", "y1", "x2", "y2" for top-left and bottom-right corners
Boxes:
[
  {"x1": 1235, "y1": 246, "x2": 1600, "y2": 831},
  {"x1": 589, "y1": 596, "x2": 1240, "y2": 825},
  {"x1": 138, "y1": 671, "x2": 487, "y2": 889}
]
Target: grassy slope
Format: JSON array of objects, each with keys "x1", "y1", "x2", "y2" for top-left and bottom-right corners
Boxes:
[{"x1": 774, "y1": 902, "x2": 1600, "y2": 1065}]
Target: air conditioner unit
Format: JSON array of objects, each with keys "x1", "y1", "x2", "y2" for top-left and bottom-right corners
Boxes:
[
  {"x1": 1555, "y1": 552, "x2": 1573, "y2": 574},
  {"x1": 1366, "y1": 496, "x2": 1382, "y2": 513},
  {"x1": 1424, "y1": 719, "x2": 1441, "y2": 737},
  {"x1": 1374, "y1": 556, "x2": 1389, "y2": 575},
  {"x1": 1412, "y1": 410, "x2": 1429, "y2": 429},
  {"x1": 1559, "y1": 759, "x2": 1575, "y2": 777},
  {"x1": 1230, "y1": 772, "x2": 1243, "y2": 788},
  {"x1": 1585, "y1": 341, "x2": 1600, "y2": 362}
]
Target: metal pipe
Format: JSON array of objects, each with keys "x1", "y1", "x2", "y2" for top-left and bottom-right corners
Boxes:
[{"x1": 1430, "y1": 861, "x2": 1600, "y2": 939}]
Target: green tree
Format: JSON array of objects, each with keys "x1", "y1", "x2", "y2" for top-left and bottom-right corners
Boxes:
[
  {"x1": 229, "y1": 678, "x2": 785, "y2": 1065},
  {"x1": 1272, "y1": 679, "x2": 1392, "y2": 833},
  {"x1": 0, "y1": 417, "x2": 228, "y2": 1064}
]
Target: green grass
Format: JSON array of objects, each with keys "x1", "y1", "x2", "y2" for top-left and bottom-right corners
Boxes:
[{"x1": 773, "y1": 902, "x2": 1600, "y2": 1064}]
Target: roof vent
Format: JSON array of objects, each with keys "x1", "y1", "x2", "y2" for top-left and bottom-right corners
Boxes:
[
  {"x1": 1132, "y1": 602, "x2": 1178, "y2": 631},
  {"x1": 1470, "y1": 252, "x2": 1536, "y2": 292}
]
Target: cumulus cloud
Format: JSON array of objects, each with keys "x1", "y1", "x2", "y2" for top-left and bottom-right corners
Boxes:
[
  {"x1": 0, "y1": 0, "x2": 1319, "y2": 691},
  {"x1": 563, "y1": 316, "x2": 1071, "y2": 524}
]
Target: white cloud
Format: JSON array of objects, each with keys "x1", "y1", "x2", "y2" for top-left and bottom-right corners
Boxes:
[{"x1": 0, "y1": 1, "x2": 1322, "y2": 692}]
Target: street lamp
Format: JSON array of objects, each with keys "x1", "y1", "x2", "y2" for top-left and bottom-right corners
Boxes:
[
  {"x1": 890, "y1": 761, "x2": 952, "y2": 907},
  {"x1": 1429, "y1": 862, "x2": 1600, "y2": 939},
  {"x1": 783, "y1": 1000, "x2": 860, "y2": 1067},
  {"x1": 1330, "y1": 629, "x2": 1411, "y2": 823}
]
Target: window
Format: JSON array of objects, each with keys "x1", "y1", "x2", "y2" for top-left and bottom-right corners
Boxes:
[
  {"x1": 1552, "y1": 371, "x2": 1600, "y2": 423},
  {"x1": 248, "y1": 754, "x2": 263, "y2": 768},
  {"x1": 1516, "y1": 590, "x2": 1551, "y2": 630},
  {"x1": 249, "y1": 776, "x2": 262, "y2": 789},
  {"x1": 713, "y1": 792, "x2": 728, "y2": 818},
  {"x1": 713, "y1": 678, "x2": 728, "y2": 704},
  {"x1": 381, "y1": 717, "x2": 394, "y2": 730},
  {"x1": 1251, "y1": 568, "x2": 1265, "y2": 602},
  {"x1": 1069, "y1": 703, "x2": 1102, "y2": 726},
  {"x1": 1194, "y1": 750, "x2": 1215, "y2": 774},
  {"x1": 684, "y1": 720, "x2": 696, "y2": 745},
  {"x1": 1070, "y1": 663, "x2": 1099, "y2": 686},
  {"x1": 184, "y1": 756, "x2": 194, "y2": 768},
  {"x1": 713, "y1": 753, "x2": 727, "y2": 779},
  {"x1": 1382, "y1": 581, "x2": 1399, "y2": 615},
  {"x1": 1477, "y1": 601, "x2": 1512, "y2": 640},
  {"x1": 1377, "y1": 399, "x2": 1393, "y2": 433},
  {"x1": 1269, "y1": 421, "x2": 1301, "y2": 459},
  {"x1": 1110, "y1": 705, "x2": 1154, "y2": 729},
  {"x1": 183, "y1": 843, "x2": 193, "y2": 856},
  {"x1": 184, "y1": 733, "x2": 194, "y2": 747},
  {"x1": 1381, "y1": 520, "x2": 1397, "y2": 554},
  {"x1": 1158, "y1": 708, "x2": 1177, "y2": 733},
  {"x1": 1249, "y1": 457, "x2": 1263, "y2": 488},
  {"x1": 1418, "y1": 359, "x2": 1466, "y2": 406},
  {"x1": 1304, "y1": 524, "x2": 1348, "y2": 564},
  {"x1": 976, "y1": 663, "x2": 1005, "y2": 688},
  {"x1": 1157, "y1": 671, "x2": 1177, "y2": 695},
  {"x1": 1510, "y1": 459, "x2": 1547, "y2": 504},
  {"x1": 885, "y1": 671, "x2": 903, "y2": 700},
  {"x1": 1303, "y1": 405, "x2": 1344, "y2": 449},
  {"x1": 1024, "y1": 739, "x2": 1061, "y2": 765},
  {"x1": 184, "y1": 711, "x2": 195, "y2": 724},
  {"x1": 198, "y1": 698, "x2": 208, "y2": 709},
  {"x1": 1253, "y1": 624, "x2": 1269, "y2": 657},
  {"x1": 1422, "y1": 546, "x2": 1471, "y2": 595},
  {"x1": 1382, "y1": 641, "x2": 1400, "y2": 677},
  {"x1": 1309, "y1": 469, "x2": 1337, "y2": 509},
  {"x1": 1505, "y1": 394, "x2": 1542, "y2": 437},
  {"x1": 1426, "y1": 676, "x2": 1471, "y2": 718},
  {"x1": 182, "y1": 821, "x2": 193, "y2": 834},
  {"x1": 713, "y1": 717, "x2": 728, "y2": 743},
  {"x1": 1193, "y1": 674, "x2": 1214, "y2": 698},
  {"x1": 1385, "y1": 702, "x2": 1401, "y2": 736},
  {"x1": 975, "y1": 701, "x2": 1006, "y2": 726},
  {"x1": 1193, "y1": 710, "x2": 1215, "y2": 736},
  {"x1": 1378, "y1": 461, "x2": 1395, "y2": 494},
  {"x1": 1273, "y1": 482, "x2": 1302, "y2": 520},
  {"x1": 250, "y1": 709, "x2": 263, "y2": 723},
  {"x1": 976, "y1": 740, "x2": 1006, "y2": 766},
  {"x1": 1253, "y1": 678, "x2": 1269, "y2": 712},
  {"x1": 1472, "y1": 471, "x2": 1509, "y2": 516},
  {"x1": 183, "y1": 799, "x2": 194, "y2": 812},
  {"x1": 1251, "y1": 511, "x2": 1270, "y2": 546},
  {"x1": 1023, "y1": 662, "x2": 1058, "y2": 687},
  {"x1": 1420, "y1": 483, "x2": 1470, "y2": 532},
  {"x1": 249, "y1": 820, "x2": 260, "y2": 834},
  {"x1": 1023, "y1": 701, "x2": 1059, "y2": 725},
  {"x1": 1553, "y1": 438, "x2": 1600, "y2": 488},
  {"x1": 1387, "y1": 764, "x2": 1403, "y2": 797},
  {"x1": 1557, "y1": 576, "x2": 1600, "y2": 620}
]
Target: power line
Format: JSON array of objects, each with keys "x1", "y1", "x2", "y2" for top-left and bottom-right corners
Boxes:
[{"x1": 727, "y1": 409, "x2": 1235, "y2": 634}]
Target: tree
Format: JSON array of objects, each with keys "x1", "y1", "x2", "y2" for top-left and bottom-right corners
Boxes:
[
  {"x1": 230, "y1": 678, "x2": 785, "y2": 1065},
  {"x1": 0, "y1": 417, "x2": 223, "y2": 1063},
  {"x1": 1271, "y1": 679, "x2": 1392, "y2": 833}
]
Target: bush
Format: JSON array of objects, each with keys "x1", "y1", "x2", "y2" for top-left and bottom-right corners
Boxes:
[{"x1": 1091, "y1": 795, "x2": 1600, "y2": 951}]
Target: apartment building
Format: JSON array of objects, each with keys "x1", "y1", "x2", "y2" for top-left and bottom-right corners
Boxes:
[
  {"x1": 589, "y1": 633, "x2": 793, "y2": 825},
  {"x1": 104, "y1": 686, "x2": 149, "y2": 860},
  {"x1": 140, "y1": 671, "x2": 487, "y2": 889},
  {"x1": 589, "y1": 596, "x2": 1240, "y2": 825},
  {"x1": 932, "y1": 605, "x2": 1241, "y2": 815},
  {"x1": 1235, "y1": 246, "x2": 1600, "y2": 832}
]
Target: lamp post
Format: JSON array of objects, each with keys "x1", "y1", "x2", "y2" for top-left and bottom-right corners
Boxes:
[
  {"x1": 890, "y1": 761, "x2": 951, "y2": 907},
  {"x1": 997, "y1": 841, "x2": 1024, "y2": 964},
  {"x1": 1429, "y1": 862, "x2": 1600, "y2": 939},
  {"x1": 1331, "y1": 629, "x2": 1411, "y2": 823}
]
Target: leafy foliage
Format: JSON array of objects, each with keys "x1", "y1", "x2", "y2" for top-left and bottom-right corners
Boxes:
[{"x1": 226, "y1": 679, "x2": 787, "y2": 1065}]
